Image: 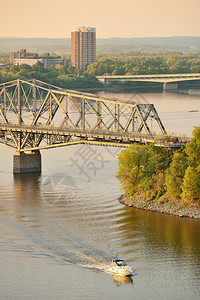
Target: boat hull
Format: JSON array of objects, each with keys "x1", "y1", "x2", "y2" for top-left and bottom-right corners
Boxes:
[{"x1": 107, "y1": 267, "x2": 132, "y2": 277}]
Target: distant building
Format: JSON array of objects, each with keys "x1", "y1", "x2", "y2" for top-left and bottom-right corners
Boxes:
[
  {"x1": 10, "y1": 49, "x2": 62, "y2": 68},
  {"x1": 0, "y1": 64, "x2": 9, "y2": 70},
  {"x1": 71, "y1": 27, "x2": 96, "y2": 69}
]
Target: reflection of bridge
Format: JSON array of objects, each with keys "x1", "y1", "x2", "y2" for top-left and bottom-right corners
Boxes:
[
  {"x1": 97, "y1": 73, "x2": 200, "y2": 90},
  {"x1": 0, "y1": 79, "x2": 187, "y2": 173}
]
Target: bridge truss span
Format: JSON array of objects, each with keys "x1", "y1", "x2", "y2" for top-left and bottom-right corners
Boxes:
[{"x1": 0, "y1": 79, "x2": 167, "y2": 152}]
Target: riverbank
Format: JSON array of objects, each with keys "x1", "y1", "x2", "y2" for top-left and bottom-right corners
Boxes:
[{"x1": 119, "y1": 194, "x2": 200, "y2": 219}]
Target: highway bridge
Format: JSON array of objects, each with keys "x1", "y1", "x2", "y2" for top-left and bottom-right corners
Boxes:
[
  {"x1": 0, "y1": 79, "x2": 189, "y2": 173},
  {"x1": 97, "y1": 73, "x2": 200, "y2": 90}
]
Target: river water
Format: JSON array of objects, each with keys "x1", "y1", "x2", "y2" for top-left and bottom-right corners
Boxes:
[{"x1": 0, "y1": 90, "x2": 200, "y2": 299}]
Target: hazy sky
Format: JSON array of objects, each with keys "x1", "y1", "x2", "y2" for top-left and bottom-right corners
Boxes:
[{"x1": 1, "y1": 0, "x2": 200, "y2": 38}]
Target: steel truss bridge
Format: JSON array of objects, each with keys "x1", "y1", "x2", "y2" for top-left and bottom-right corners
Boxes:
[{"x1": 0, "y1": 78, "x2": 190, "y2": 160}]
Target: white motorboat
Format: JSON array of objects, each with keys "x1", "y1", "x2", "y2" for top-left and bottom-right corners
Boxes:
[{"x1": 107, "y1": 259, "x2": 133, "y2": 277}]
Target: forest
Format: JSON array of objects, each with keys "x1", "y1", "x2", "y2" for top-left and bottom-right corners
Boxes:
[
  {"x1": 86, "y1": 53, "x2": 200, "y2": 76},
  {"x1": 116, "y1": 127, "x2": 200, "y2": 203},
  {"x1": 0, "y1": 61, "x2": 102, "y2": 89}
]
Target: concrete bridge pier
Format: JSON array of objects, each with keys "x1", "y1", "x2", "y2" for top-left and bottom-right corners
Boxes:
[
  {"x1": 163, "y1": 82, "x2": 178, "y2": 91},
  {"x1": 104, "y1": 78, "x2": 110, "y2": 85},
  {"x1": 13, "y1": 151, "x2": 41, "y2": 173}
]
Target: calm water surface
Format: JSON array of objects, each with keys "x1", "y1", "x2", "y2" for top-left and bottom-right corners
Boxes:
[{"x1": 0, "y1": 90, "x2": 200, "y2": 299}]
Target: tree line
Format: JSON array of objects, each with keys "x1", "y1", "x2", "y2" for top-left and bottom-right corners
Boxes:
[
  {"x1": 0, "y1": 62, "x2": 101, "y2": 89},
  {"x1": 86, "y1": 53, "x2": 200, "y2": 76},
  {"x1": 1, "y1": 52, "x2": 200, "y2": 88},
  {"x1": 116, "y1": 127, "x2": 200, "y2": 203}
]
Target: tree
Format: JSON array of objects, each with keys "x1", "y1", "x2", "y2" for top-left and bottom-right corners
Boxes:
[
  {"x1": 116, "y1": 144, "x2": 147, "y2": 195},
  {"x1": 165, "y1": 151, "x2": 188, "y2": 198},
  {"x1": 181, "y1": 166, "x2": 200, "y2": 202},
  {"x1": 185, "y1": 127, "x2": 200, "y2": 168},
  {"x1": 9, "y1": 65, "x2": 19, "y2": 73},
  {"x1": 32, "y1": 61, "x2": 46, "y2": 73},
  {"x1": 67, "y1": 65, "x2": 77, "y2": 75},
  {"x1": 116, "y1": 143, "x2": 171, "y2": 196},
  {"x1": 55, "y1": 65, "x2": 65, "y2": 75}
]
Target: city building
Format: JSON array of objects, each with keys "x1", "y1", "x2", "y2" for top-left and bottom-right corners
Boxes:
[
  {"x1": 10, "y1": 49, "x2": 62, "y2": 68},
  {"x1": 71, "y1": 27, "x2": 96, "y2": 69},
  {"x1": 0, "y1": 64, "x2": 9, "y2": 70}
]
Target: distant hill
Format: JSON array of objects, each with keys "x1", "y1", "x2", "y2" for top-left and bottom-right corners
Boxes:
[
  {"x1": 97, "y1": 36, "x2": 200, "y2": 54},
  {"x1": 0, "y1": 38, "x2": 69, "y2": 55},
  {"x1": 0, "y1": 36, "x2": 200, "y2": 55},
  {"x1": 98, "y1": 36, "x2": 200, "y2": 45}
]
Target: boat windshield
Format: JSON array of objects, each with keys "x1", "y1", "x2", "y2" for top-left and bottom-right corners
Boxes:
[{"x1": 113, "y1": 260, "x2": 127, "y2": 267}]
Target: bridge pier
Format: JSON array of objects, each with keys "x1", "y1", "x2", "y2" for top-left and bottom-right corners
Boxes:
[
  {"x1": 103, "y1": 78, "x2": 110, "y2": 85},
  {"x1": 13, "y1": 151, "x2": 41, "y2": 173},
  {"x1": 163, "y1": 82, "x2": 178, "y2": 91}
]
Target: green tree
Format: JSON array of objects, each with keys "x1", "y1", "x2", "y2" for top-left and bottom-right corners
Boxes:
[
  {"x1": 9, "y1": 65, "x2": 19, "y2": 73},
  {"x1": 116, "y1": 143, "x2": 171, "y2": 196},
  {"x1": 181, "y1": 166, "x2": 200, "y2": 202},
  {"x1": 32, "y1": 61, "x2": 46, "y2": 73},
  {"x1": 67, "y1": 65, "x2": 77, "y2": 75},
  {"x1": 185, "y1": 127, "x2": 200, "y2": 168},
  {"x1": 116, "y1": 144, "x2": 146, "y2": 195},
  {"x1": 55, "y1": 65, "x2": 66, "y2": 75},
  {"x1": 165, "y1": 151, "x2": 188, "y2": 198}
]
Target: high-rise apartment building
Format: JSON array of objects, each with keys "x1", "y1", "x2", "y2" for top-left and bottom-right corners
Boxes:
[{"x1": 71, "y1": 27, "x2": 96, "y2": 69}]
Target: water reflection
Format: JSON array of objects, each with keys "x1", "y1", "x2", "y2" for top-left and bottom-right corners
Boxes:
[
  {"x1": 13, "y1": 173, "x2": 41, "y2": 206},
  {"x1": 11, "y1": 170, "x2": 200, "y2": 269},
  {"x1": 112, "y1": 274, "x2": 133, "y2": 285},
  {"x1": 116, "y1": 205, "x2": 200, "y2": 262}
]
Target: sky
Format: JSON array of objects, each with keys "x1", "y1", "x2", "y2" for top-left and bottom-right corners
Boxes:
[{"x1": 0, "y1": 0, "x2": 200, "y2": 38}]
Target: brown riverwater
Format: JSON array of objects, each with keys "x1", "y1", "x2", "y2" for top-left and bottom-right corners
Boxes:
[{"x1": 0, "y1": 90, "x2": 200, "y2": 300}]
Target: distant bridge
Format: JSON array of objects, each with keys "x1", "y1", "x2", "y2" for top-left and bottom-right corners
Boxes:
[
  {"x1": 0, "y1": 79, "x2": 189, "y2": 173},
  {"x1": 97, "y1": 73, "x2": 200, "y2": 90}
]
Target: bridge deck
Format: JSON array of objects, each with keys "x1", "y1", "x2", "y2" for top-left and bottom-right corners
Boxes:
[
  {"x1": 0, "y1": 79, "x2": 191, "y2": 152},
  {"x1": 0, "y1": 122, "x2": 189, "y2": 151},
  {"x1": 97, "y1": 73, "x2": 200, "y2": 84}
]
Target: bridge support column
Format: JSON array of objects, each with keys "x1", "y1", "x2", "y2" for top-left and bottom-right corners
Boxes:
[
  {"x1": 104, "y1": 78, "x2": 110, "y2": 85},
  {"x1": 13, "y1": 151, "x2": 41, "y2": 173},
  {"x1": 163, "y1": 82, "x2": 178, "y2": 91}
]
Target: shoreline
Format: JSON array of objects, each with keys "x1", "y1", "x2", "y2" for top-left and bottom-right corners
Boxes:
[{"x1": 119, "y1": 194, "x2": 200, "y2": 219}]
